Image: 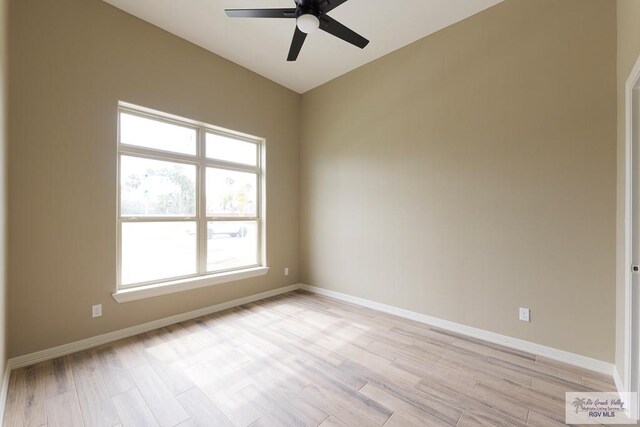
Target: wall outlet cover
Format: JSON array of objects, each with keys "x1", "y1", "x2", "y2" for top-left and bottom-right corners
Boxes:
[{"x1": 92, "y1": 304, "x2": 102, "y2": 318}]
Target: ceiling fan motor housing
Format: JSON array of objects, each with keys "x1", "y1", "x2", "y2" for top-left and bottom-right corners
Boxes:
[{"x1": 295, "y1": 0, "x2": 325, "y2": 13}]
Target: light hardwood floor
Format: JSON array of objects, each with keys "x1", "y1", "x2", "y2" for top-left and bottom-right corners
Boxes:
[{"x1": 3, "y1": 290, "x2": 617, "y2": 426}]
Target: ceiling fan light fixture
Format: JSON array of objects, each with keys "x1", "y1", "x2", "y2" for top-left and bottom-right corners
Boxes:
[{"x1": 297, "y1": 13, "x2": 319, "y2": 34}]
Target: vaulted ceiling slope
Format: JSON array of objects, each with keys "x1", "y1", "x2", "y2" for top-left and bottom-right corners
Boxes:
[{"x1": 101, "y1": 0, "x2": 503, "y2": 93}]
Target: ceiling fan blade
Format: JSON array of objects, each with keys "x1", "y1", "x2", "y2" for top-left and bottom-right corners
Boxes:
[
  {"x1": 287, "y1": 27, "x2": 307, "y2": 61},
  {"x1": 321, "y1": 0, "x2": 349, "y2": 13},
  {"x1": 225, "y1": 8, "x2": 297, "y2": 18},
  {"x1": 319, "y1": 15, "x2": 369, "y2": 49}
]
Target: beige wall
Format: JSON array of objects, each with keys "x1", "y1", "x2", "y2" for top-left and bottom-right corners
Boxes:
[
  {"x1": 615, "y1": 0, "x2": 640, "y2": 383},
  {"x1": 8, "y1": 0, "x2": 300, "y2": 358},
  {"x1": 0, "y1": 0, "x2": 6, "y2": 377},
  {"x1": 301, "y1": 0, "x2": 617, "y2": 362}
]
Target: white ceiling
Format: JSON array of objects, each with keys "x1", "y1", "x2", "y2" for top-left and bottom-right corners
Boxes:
[{"x1": 102, "y1": 0, "x2": 503, "y2": 93}]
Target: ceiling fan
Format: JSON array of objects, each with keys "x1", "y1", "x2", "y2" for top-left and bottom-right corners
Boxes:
[{"x1": 225, "y1": 0, "x2": 369, "y2": 61}]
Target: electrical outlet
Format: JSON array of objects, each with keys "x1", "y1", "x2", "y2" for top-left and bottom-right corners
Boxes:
[
  {"x1": 519, "y1": 307, "x2": 530, "y2": 322},
  {"x1": 284, "y1": 267, "x2": 289, "y2": 276},
  {"x1": 92, "y1": 304, "x2": 102, "y2": 318}
]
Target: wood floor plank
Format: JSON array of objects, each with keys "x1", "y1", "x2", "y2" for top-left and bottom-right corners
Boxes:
[
  {"x1": 383, "y1": 411, "x2": 428, "y2": 427},
  {"x1": 437, "y1": 352, "x2": 533, "y2": 386},
  {"x1": 109, "y1": 338, "x2": 148, "y2": 370},
  {"x1": 46, "y1": 390, "x2": 84, "y2": 427},
  {"x1": 531, "y1": 377, "x2": 600, "y2": 401},
  {"x1": 449, "y1": 337, "x2": 537, "y2": 364},
  {"x1": 140, "y1": 331, "x2": 197, "y2": 395},
  {"x1": 3, "y1": 365, "x2": 47, "y2": 427},
  {"x1": 23, "y1": 364, "x2": 47, "y2": 427},
  {"x1": 242, "y1": 382, "x2": 327, "y2": 427},
  {"x1": 391, "y1": 354, "x2": 477, "y2": 390},
  {"x1": 486, "y1": 354, "x2": 584, "y2": 385},
  {"x1": 535, "y1": 355, "x2": 613, "y2": 384},
  {"x1": 317, "y1": 415, "x2": 347, "y2": 427},
  {"x1": 321, "y1": 341, "x2": 421, "y2": 388},
  {"x1": 415, "y1": 375, "x2": 529, "y2": 424},
  {"x1": 301, "y1": 382, "x2": 391, "y2": 426},
  {"x1": 157, "y1": 324, "x2": 200, "y2": 361},
  {"x1": 233, "y1": 344, "x2": 310, "y2": 392},
  {"x1": 265, "y1": 328, "x2": 344, "y2": 366},
  {"x1": 287, "y1": 361, "x2": 392, "y2": 425},
  {"x1": 366, "y1": 339, "x2": 441, "y2": 365},
  {"x1": 488, "y1": 358, "x2": 597, "y2": 397},
  {"x1": 43, "y1": 356, "x2": 75, "y2": 398},
  {"x1": 202, "y1": 388, "x2": 263, "y2": 427},
  {"x1": 112, "y1": 388, "x2": 159, "y2": 427},
  {"x1": 238, "y1": 385, "x2": 306, "y2": 427},
  {"x1": 582, "y1": 375, "x2": 617, "y2": 391},
  {"x1": 148, "y1": 358, "x2": 195, "y2": 396},
  {"x1": 526, "y1": 411, "x2": 567, "y2": 426},
  {"x1": 340, "y1": 364, "x2": 462, "y2": 425},
  {"x1": 93, "y1": 346, "x2": 135, "y2": 396},
  {"x1": 475, "y1": 380, "x2": 565, "y2": 422},
  {"x1": 457, "y1": 411, "x2": 528, "y2": 427},
  {"x1": 469, "y1": 381, "x2": 533, "y2": 421},
  {"x1": 69, "y1": 350, "x2": 120, "y2": 427},
  {"x1": 3, "y1": 371, "x2": 20, "y2": 427},
  {"x1": 128, "y1": 364, "x2": 189, "y2": 427},
  {"x1": 291, "y1": 356, "x2": 367, "y2": 391},
  {"x1": 176, "y1": 387, "x2": 233, "y2": 427},
  {"x1": 359, "y1": 382, "x2": 459, "y2": 426}
]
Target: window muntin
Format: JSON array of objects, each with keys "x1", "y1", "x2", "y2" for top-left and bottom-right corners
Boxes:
[{"x1": 117, "y1": 105, "x2": 263, "y2": 289}]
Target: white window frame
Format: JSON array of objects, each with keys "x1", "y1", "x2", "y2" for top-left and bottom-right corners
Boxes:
[{"x1": 113, "y1": 102, "x2": 268, "y2": 303}]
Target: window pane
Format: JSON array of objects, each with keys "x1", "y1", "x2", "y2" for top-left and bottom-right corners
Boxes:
[
  {"x1": 207, "y1": 221, "x2": 257, "y2": 272},
  {"x1": 206, "y1": 168, "x2": 257, "y2": 217},
  {"x1": 206, "y1": 133, "x2": 257, "y2": 166},
  {"x1": 121, "y1": 156, "x2": 196, "y2": 217},
  {"x1": 121, "y1": 222, "x2": 197, "y2": 285},
  {"x1": 120, "y1": 112, "x2": 196, "y2": 155}
]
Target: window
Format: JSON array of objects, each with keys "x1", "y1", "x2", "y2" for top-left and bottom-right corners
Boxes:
[{"x1": 117, "y1": 104, "x2": 264, "y2": 294}]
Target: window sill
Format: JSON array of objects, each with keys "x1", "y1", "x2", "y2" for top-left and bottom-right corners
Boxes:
[{"x1": 112, "y1": 266, "x2": 270, "y2": 303}]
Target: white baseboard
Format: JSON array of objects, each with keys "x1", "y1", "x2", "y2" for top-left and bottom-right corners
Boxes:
[
  {"x1": 612, "y1": 366, "x2": 639, "y2": 421},
  {"x1": 7, "y1": 284, "x2": 302, "y2": 370},
  {"x1": 300, "y1": 284, "x2": 615, "y2": 377},
  {"x1": 614, "y1": 365, "x2": 625, "y2": 394}
]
